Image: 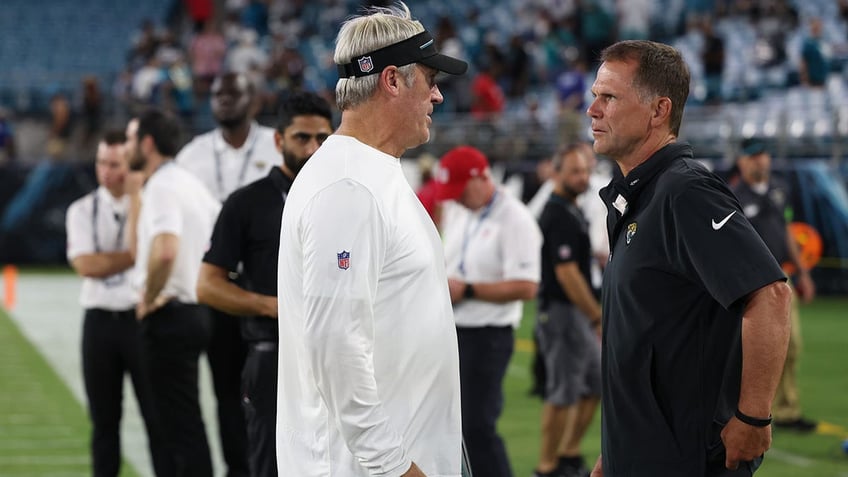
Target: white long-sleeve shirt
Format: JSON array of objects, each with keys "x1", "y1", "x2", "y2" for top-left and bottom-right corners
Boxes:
[{"x1": 277, "y1": 135, "x2": 462, "y2": 477}]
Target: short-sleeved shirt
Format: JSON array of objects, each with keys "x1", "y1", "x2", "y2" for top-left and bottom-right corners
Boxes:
[
  {"x1": 441, "y1": 189, "x2": 542, "y2": 328},
  {"x1": 65, "y1": 186, "x2": 136, "y2": 310},
  {"x1": 176, "y1": 122, "x2": 277, "y2": 202},
  {"x1": 731, "y1": 179, "x2": 791, "y2": 265},
  {"x1": 599, "y1": 143, "x2": 785, "y2": 476},
  {"x1": 203, "y1": 167, "x2": 291, "y2": 342},
  {"x1": 538, "y1": 193, "x2": 591, "y2": 310},
  {"x1": 134, "y1": 162, "x2": 221, "y2": 304}
]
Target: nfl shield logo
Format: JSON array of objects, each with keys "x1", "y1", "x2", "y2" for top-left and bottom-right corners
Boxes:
[
  {"x1": 357, "y1": 56, "x2": 374, "y2": 74},
  {"x1": 337, "y1": 251, "x2": 350, "y2": 270}
]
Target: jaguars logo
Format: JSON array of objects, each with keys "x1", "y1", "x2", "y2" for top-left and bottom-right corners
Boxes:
[{"x1": 626, "y1": 222, "x2": 637, "y2": 245}]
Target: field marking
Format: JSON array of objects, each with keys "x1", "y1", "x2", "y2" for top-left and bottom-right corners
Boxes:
[{"x1": 767, "y1": 448, "x2": 816, "y2": 467}]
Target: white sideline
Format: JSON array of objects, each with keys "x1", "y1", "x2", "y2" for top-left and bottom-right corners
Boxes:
[{"x1": 7, "y1": 272, "x2": 225, "y2": 477}]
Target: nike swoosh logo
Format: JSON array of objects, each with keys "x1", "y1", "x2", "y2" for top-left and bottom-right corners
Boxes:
[{"x1": 711, "y1": 211, "x2": 736, "y2": 230}]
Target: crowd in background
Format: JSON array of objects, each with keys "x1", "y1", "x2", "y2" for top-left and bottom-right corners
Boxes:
[{"x1": 2, "y1": 0, "x2": 848, "y2": 168}]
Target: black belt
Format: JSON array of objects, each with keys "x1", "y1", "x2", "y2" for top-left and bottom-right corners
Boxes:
[
  {"x1": 249, "y1": 341, "x2": 277, "y2": 351},
  {"x1": 87, "y1": 308, "x2": 136, "y2": 319}
]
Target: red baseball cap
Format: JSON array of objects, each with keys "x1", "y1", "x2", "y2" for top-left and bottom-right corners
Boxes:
[{"x1": 434, "y1": 146, "x2": 489, "y2": 201}]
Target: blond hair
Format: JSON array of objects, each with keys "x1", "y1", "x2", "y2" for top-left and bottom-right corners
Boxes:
[{"x1": 334, "y1": 2, "x2": 422, "y2": 110}]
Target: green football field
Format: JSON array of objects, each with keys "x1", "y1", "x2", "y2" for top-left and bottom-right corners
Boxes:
[{"x1": 1, "y1": 284, "x2": 846, "y2": 476}]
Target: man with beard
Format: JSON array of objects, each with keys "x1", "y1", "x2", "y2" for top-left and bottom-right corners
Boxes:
[
  {"x1": 176, "y1": 72, "x2": 277, "y2": 476},
  {"x1": 533, "y1": 144, "x2": 602, "y2": 477},
  {"x1": 125, "y1": 110, "x2": 221, "y2": 476},
  {"x1": 196, "y1": 92, "x2": 333, "y2": 477}
]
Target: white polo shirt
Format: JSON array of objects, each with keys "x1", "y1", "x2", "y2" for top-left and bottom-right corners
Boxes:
[
  {"x1": 277, "y1": 135, "x2": 462, "y2": 477},
  {"x1": 176, "y1": 121, "x2": 276, "y2": 201},
  {"x1": 66, "y1": 186, "x2": 136, "y2": 310},
  {"x1": 441, "y1": 188, "x2": 542, "y2": 328},
  {"x1": 134, "y1": 162, "x2": 221, "y2": 303}
]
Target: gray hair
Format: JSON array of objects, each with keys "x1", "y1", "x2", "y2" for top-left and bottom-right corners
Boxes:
[{"x1": 334, "y1": 2, "x2": 422, "y2": 110}]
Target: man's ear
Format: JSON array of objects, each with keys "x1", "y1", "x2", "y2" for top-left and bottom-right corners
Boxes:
[
  {"x1": 651, "y1": 97, "x2": 672, "y2": 128},
  {"x1": 377, "y1": 66, "x2": 402, "y2": 97}
]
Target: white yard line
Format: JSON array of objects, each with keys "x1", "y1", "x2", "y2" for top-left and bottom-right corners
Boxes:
[{"x1": 7, "y1": 272, "x2": 224, "y2": 477}]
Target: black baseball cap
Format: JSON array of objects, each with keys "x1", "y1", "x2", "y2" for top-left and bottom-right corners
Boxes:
[{"x1": 337, "y1": 30, "x2": 468, "y2": 78}]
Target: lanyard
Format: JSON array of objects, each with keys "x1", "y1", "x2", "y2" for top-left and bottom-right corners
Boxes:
[
  {"x1": 213, "y1": 129, "x2": 258, "y2": 201},
  {"x1": 458, "y1": 190, "x2": 498, "y2": 276},
  {"x1": 91, "y1": 191, "x2": 126, "y2": 253}
]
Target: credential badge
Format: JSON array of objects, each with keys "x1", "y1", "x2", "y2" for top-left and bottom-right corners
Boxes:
[
  {"x1": 357, "y1": 56, "x2": 374, "y2": 74},
  {"x1": 626, "y1": 222, "x2": 637, "y2": 245},
  {"x1": 337, "y1": 250, "x2": 350, "y2": 270}
]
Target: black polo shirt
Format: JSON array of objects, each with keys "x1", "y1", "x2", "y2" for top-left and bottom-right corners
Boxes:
[
  {"x1": 731, "y1": 178, "x2": 791, "y2": 265},
  {"x1": 537, "y1": 193, "x2": 592, "y2": 310},
  {"x1": 203, "y1": 166, "x2": 292, "y2": 342},
  {"x1": 599, "y1": 143, "x2": 785, "y2": 476}
]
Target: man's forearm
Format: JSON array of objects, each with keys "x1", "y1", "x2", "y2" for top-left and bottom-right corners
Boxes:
[
  {"x1": 71, "y1": 251, "x2": 133, "y2": 278},
  {"x1": 197, "y1": 271, "x2": 277, "y2": 318},
  {"x1": 144, "y1": 254, "x2": 174, "y2": 305},
  {"x1": 738, "y1": 280, "x2": 792, "y2": 417}
]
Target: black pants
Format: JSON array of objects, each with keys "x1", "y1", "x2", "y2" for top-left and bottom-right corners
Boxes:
[
  {"x1": 82, "y1": 308, "x2": 167, "y2": 477},
  {"x1": 141, "y1": 302, "x2": 213, "y2": 477},
  {"x1": 457, "y1": 326, "x2": 515, "y2": 477},
  {"x1": 242, "y1": 342, "x2": 279, "y2": 477},
  {"x1": 205, "y1": 306, "x2": 249, "y2": 477}
]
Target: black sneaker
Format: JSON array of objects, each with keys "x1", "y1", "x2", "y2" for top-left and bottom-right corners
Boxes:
[
  {"x1": 557, "y1": 456, "x2": 589, "y2": 477},
  {"x1": 773, "y1": 417, "x2": 818, "y2": 432}
]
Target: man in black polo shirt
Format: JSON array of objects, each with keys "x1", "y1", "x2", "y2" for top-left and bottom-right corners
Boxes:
[
  {"x1": 196, "y1": 91, "x2": 333, "y2": 477},
  {"x1": 533, "y1": 143, "x2": 602, "y2": 477},
  {"x1": 587, "y1": 40, "x2": 792, "y2": 477},
  {"x1": 731, "y1": 138, "x2": 817, "y2": 432}
]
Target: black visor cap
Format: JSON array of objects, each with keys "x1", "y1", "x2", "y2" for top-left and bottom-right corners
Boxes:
[{"x1": 337, "y1": 31, "x2": 468, "y2": 78}]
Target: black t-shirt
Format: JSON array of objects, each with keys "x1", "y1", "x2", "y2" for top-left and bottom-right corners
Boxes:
[
  {"x1": 203, "y1": 167, "x2": 292, "y2": 342},
  {"x1": 538, "y1": 193, "x2": 592, "y2": 309},
  {"x1": 731, "y1": 179, "x2": 791, "y2": 265},
  {"x1": 599, "y1": 143, "x2": 785, "y2": 476}
]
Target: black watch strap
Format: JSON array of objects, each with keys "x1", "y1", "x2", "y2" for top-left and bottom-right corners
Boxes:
[
  {"x1": 735, "y1": 408, "x2": 772, "y2": 427},
  {"x1": 463, "y1": 283, "x2": 475, "y2": 299}
]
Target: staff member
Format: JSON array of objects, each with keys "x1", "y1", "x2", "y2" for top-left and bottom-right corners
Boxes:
[
  {"x1": 127, "y1": 109, "x2": 221, "y2": 476},
  {"x1": 66, "y1": 130, "x2": 165, "y2": 477},
  {"x1": 436, "y1": 145, "x2": 542, "y2": 477},
  {"x1": 732, "y1": 138, "x2": 817, "y2": 432},
  {"x1": 176, "y1": 71, "x2": 277, "y2": 476},
  {"x1": 533, "y1": 144, "x2": 602, "y2": 477},
  {"x1": 197, "y1": 91, "x2": 333, "y2": 477}
]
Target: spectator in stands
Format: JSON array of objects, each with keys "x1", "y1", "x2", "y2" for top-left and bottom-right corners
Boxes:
[
  {"x1": 0, "y1": 107, "x2": 17, "y2": 165},
  {"x1": 800, "y1": 16, "x2": 830, "y2": 88},
  {"x1": 241, "y1": 0, "x2": 269, "y2": 39},
  {"x1": 80, "y1": 76, "x2": 104, "y2": 150},
  {"x1": 47, "y1": 93, "x2": 73, "y2": 161},
  {"x1": 226, "y1": 29, "x2": 269, "y2": 89},
  {"x1": 471, "y1": 57, "x2": 506, "y2": 121},
  {"x1": 190, "y1": 19, "x2": 228, "y2": 98},
  {"x1": 579, "y1": 0, "x2": 615, "y2": 66},
  {"x1": 616, "y1": 0, "x2": 652, "y2": 40},
  {"x1": 506, "y1": 34, "x2": 532, "y2": 98},
  {"x1": 132, "y1": 55, "x2": 165, "y2": 106},
  {"x1": 185, "y1": 0, "x2": 215, "y2": 32},
  {"x1": 701, "y1": 18, "x2": 725, "y2": 104},
  {"x1": 128, "y1": 19, "x2": 159, "y2": 71},
  {"x1": 555, "y1": 54, "x2": 589, "y2": 145}
]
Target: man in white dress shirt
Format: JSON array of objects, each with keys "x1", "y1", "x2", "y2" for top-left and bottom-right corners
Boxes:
[
  {"x1": 435, "y1": 145, "x2": 542, "y2": 477},
  {"x1": 176, "y1": 72, "x2": 277, "y2": 476},
  {"x1": 127, "y1": 109, "x2": 221, "y2": 476},
  {"x1": 66, "y1": 130, "x2": 166, "y2": 477},
  {"x1": 276, "y1": 3, "x2": 468, "y2": 476}
]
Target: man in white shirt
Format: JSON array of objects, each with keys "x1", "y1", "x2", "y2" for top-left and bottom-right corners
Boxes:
[
  {"x1": 65, "y1": 130, "x2": 166, "y2": 477},
  {"x1": 435, "y1": 145, "x2": 543, "y2": 477},
  {"x1": 276, "y1": 3, "x2": 468, "y2": 476},
  {"x1": 126, "y1": 110, "x2": 221, "y2": 476},
  {"x1": 176, "y1": 71, "x2": 277, "y2": 476}
]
